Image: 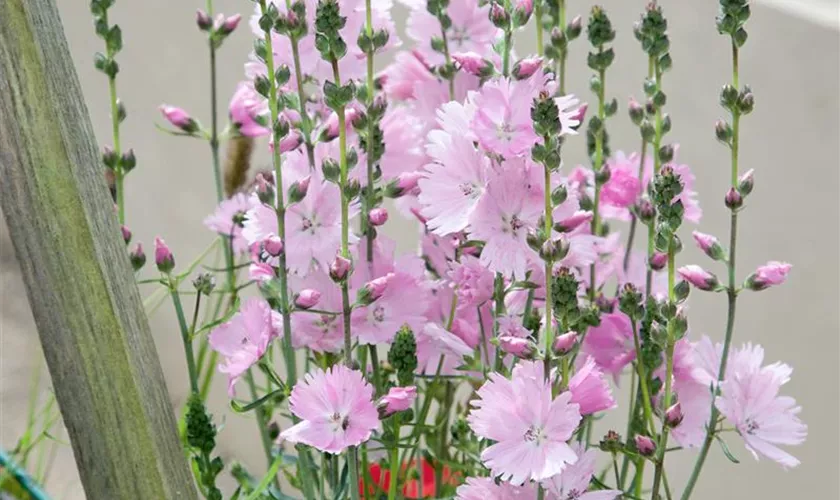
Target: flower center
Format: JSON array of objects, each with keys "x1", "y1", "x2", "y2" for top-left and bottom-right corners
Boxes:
[
  {"x1": 459, "y1": 182, "x2": 475, "y2": 196},
  {"x1": 330, "y1": 412, "x2": 350, "y2": 431},
  {"x1": 301, "y1": 216, "x2": 314, "y2": 231},
  {"x1": 373, "y1": 305, "x2": 385, "y2": 322},
  {"x1": 496, "y1": 123, "x2": 514, "y2": 143},
  {"x1": 449, "y1": 26, "x2": 470, "y2": 45},
  {"x1": 232, "y1": 211, "x2": 247, "y2": 227},
  {"x1": 523, "y1": 425, "x2": 546, "y2": 444},
  {"x1": 744, "y1": 419, "x2": 759, "y2": 435}
]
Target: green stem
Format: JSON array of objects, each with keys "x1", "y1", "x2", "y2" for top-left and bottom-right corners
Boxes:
[
  {"x1": 542, "y1": 157, "x2": 555, "y2": 380},
  {"x1": 651, "y1": 243, "x2": 676, "y2": 499},
  {"x1": 589, "y1": 58, "x2": 606, "y2": 302},
  {"x1": 170, "y1": 285, "x2": 199, "y2": 394},
  {"x1": 681, "y1": 41, "x2": 741, "y2": 500},
  {"x1": 535, "y1": 1, "x2": 543, "y2": 56},
  {"x1": 284, "y1": 0, "x2": 316, "y2": 169},
  {"x1": 438, "y1": 20, "x2": 455, "y2": 99},
  {"x1": 387, "y1": 414, "x2": 401, "y2": 500},
  {"x1": 102, "y1": 9, "x2": 124, "y2": 224}
]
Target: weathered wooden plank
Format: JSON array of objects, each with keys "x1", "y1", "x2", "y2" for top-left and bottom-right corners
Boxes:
[{"x1": 0, "y1": 1, "x2": 197, "y2": 498}]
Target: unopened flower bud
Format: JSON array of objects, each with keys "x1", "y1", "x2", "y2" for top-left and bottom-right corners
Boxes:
[
  {"x1": 724, "y1": 187, "x2": 743, "y2": 210},
  {"x1": 720, "y1": 84, "x2": 738, "y2": 109},
  {"x1": 512, "y1": 0, "x2": 533, "y2": 26},
  {"x1": 715, "y1": 119, "x2": 733, "y2": 143},
  {"x1": 665, "y1": 402, "x2": 684, "y2": 428},
  {"x1": 386, "y1": 171, "x2": 422, "y2": 197},
  {"x1": 275, "y1": 130, "x2": 303, "y2": 153},
  {"x1": 218, "y1": 14, "x2": 241, "y2": 35},
  {"x1": 570, "y1": 103, "x2": 588, "y2": 130},
  {"x1": 599, "y1": 430, "x2": 622, "y2": 453},
  {"x1": 268, "y1": 422, "x2": 281, "y2": 440},
  {"x1": 256, "y1": 173, "x2": 275, "y2": 205},
  {"x1": 378, "y1": 386, "x2": 417, "y2": 417},
  {"x1": 102, "y1": 146, "x2": 118, "y2": 169},
  {"x1": 635, "y1": 435, "x2": 656, "y2": 456},
  {"x1": 677, "y1": 265, "x2": 719, "y2": 291},
  {"x1": 368, "y1": 207, "x2": 389, "y2": 226},
  {"x1": 490, "y1": 3, "x2": 509, "y2": 27},
  {"x1": 498, "y1": 336, "x2": 536, "y2": 359},
  {"x1": 295, "y1": 289, "x2": 322, "y2": 309},
  {"x1": 628, "y1": 97, "x2": 644, "y2": 125},
  {"x1": 567, "y1": 15, "x2": 583, "y2": 39},
  {"x1": 263, "y1": 235, "x2": 284, "y2": 257},
  {"x1": 196, "y1": 9, "x2": 213, "y2": 30},
  {"x1": 540, "y1": 236, "x2": 570, "y2": 261},
  {"x1": 512, "y1": 56, "x2": 542, "y2": 80},
  {"x1": 745, "y1": 261, "x2": 792, "y2": 291},
  {"x1": 554, "y1": 211, "x2": 592, "y2": 233},
  {"x1": 692, "y1": 231, "x2": 725, "y2": 261},
  {"x1": 129, "y1": 243, "x2": 146, "y2": 271},
  {"x1": 551, "y1": 184, "x2": 568, "y2": 206},
  {"x1": 637, "y1": 197, "x2": 656, "y2": 223},
  {"x1": 649, "y1": 251, "x2": 668, "y2": 271},
  {"x1": 550, "y1": 27, "x2": 567, "y2": 49},
  {"x1": 737, "y1": 169, "x2": 754, "y2": 196},
  {"x1": 552, "y1": 331, "x2": 578, "y2": 355},
  {"x1": 358, "y1": 274, "x2": 391, "y2": 305},
  {"x1": 287, "y1": 175, "x2": 310, "y2": 204},
  {"x1": 159, "y1": 105, "x2": 197, "y2": 133},
  {"x1": 658, "y1": 144, "x2": 674, "y2": 163},
  {"x1": 121, "y1": 149, "x2": 136, "y2": 172},
  {"x1": 121, "y1": 225, "x2": 132, "y2": 244},
  {"x1": 329, "y1": 254, "x2": 352, "y2": 282},
  {"x1": 192, "y1": 272, "x2": 216, "y2": 296},
  {"x1": 154, "y1": 237, "x2": 175, "y2": 273},
  {"x1": 738, "y1": 88, "x2": 754, "y2": 114},
  {"x1": 451, "y1": 52, "x2": 495, "y2": 78}
]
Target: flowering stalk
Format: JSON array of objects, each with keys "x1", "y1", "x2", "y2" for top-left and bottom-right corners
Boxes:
[
  {"x1": 681, "y1": 1, "x2": 752, "y2": 497},
  {"x1": 585, "y1": 6, "x2": 615, "y2": 302},
  {"x1": 91, "y1": 0, "x2": 131, "y2": 224}
]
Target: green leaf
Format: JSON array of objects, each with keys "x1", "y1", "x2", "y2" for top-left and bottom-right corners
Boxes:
[
  {"x1": 230, "y1": 389, "x2": 286, "y2": 413},
  {"x1": 715, "y1": 434, "x2": 740, "y2": 464}
]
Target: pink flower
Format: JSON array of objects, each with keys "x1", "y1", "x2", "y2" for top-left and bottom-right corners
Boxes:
[
  {"x1": 542, "y1": 445, "x2": 622, "y2": 500},
  {"x1": 581, "y1": 313, "x2": 635, "y2": 378},
  {"x1": 154, "y1": 237, "x2": 174, "y2": 273},
  {"x1": 416, "y1": 323, "x2": 474, "y2": 374},
  {"x1": 382, "y1": 50, "x2": 437, "y2": 100},
  {"x1": 228, "y1": 82, "x2": 269, "y2": 137},
  {"x1": 468, "y1": 162, "x2": 543, "y2": 279},
  {"x1": 418, "y1": 104, "x2": 489, "y2": 235},
  {"x1": 280, "y1": 364, "x2": 379, "y2": 454},
  {"x1": 209, "y1": 298, "x2": 280, "y2": 395},
  {"x1": 295, "y1": 289, "x2": 321, "y2": 310},
  {"x1": 405, "y1": 0, "x2": 499, "y2": 67},
  {"x1": 368, "y1": 207, "x2": 389, "y2": 226},
  {"x1": 715, "y1": 351, "x2": 807, "y2": 468},
  {"x1": 471, "y1": 77, "x2": 539, "y2": 158},
  {"x1": 448, "y1": 255, "x2": 495, "y2": 308},
  {"x1": 599, "y1": 158, "x2": 641, "y2": 209},
  {"x1": 456, "y1": 477, "x2": 536, "y2": 500},
  {"x1": 203, "y1": 193, "x2": 256, "y2": 254},
  {"x1": 379, "y1": 386, "x2": 417, "y2": 416},
  {"x1": 468, "y1": 361, "x2": 582, "y2": 484},
  {"x1": 568, "y1": 357, "x2": 616, "y2": 415},
  {"x1": 352, "y1": 273, "x2": 429, "y2": 344},
  {"x1": 498, "y1": 336, "x2": 535, "y2": 358},
  {"x1": 678, "y1": 265, "x2": 719, "y2": 291},
  {"x1": 746, "y1": 261, "x2": 792, "y2": 290},
  {"x1": 289, "y1": 271, "x2": 345, "y2": 352},
  {"x1": 497, "y1": 314, "x2": 530, "y2": 338},
  {"x1": 512, "y1": 56, "x2": 542, "y2": 80}
]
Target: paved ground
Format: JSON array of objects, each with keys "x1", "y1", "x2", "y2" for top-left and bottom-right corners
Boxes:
[{"x1": 1, "y1": 0, "x2": 838, "y2": 498}]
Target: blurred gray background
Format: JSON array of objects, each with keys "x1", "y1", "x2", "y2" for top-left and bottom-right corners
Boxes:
[{"x1": 1, "y1": 0, "x2": 838, "y2": 498}]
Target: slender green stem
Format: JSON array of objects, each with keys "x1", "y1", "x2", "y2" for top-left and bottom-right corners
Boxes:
[
  {"x1": 170, "y1": 285, "x2": 199, "y2": 394},
  {"x1": 681, "y1": 41, "x2": 741, "y2": 500},
  {"x1": 542, "y1": 158, "x2": 555, "y2": 380},
  {"x1": 630, "y1": 322, "x2": 655, "y2": 433},
  {"x1": 651, "y1": 243, "x2": 676, "y2": 498},
  {"x1": 535, "y1": 1, "x2": 543, "y2": 56},
  {"x1": 102, "y1": 10, "x2": 124, "y2": 224},
  {"x1": 438, "y1": 22, "x2": 455, "y2": 99},
  {"x1": 283, "y1": 0, "x2": 316, "y2": 169},
  {"x1": 387, "y1": 414, "x2": 401, "y2": 500}
]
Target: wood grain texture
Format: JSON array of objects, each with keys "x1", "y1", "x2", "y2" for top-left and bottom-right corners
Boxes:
[{"x1": 0, "y1": 1, "x2": 197, "y2": 498}]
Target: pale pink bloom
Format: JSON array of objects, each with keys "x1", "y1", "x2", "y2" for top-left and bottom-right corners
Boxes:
[
  {"x1": 678, "y1": 265, "x2": 719, "y2": 291},
  {"x1": 249, "y1": 261, "x2": 275, "y2": 282},
  {"x1": 468, "y1": 162, "x2": 543, "y2": 279},
  {"x1": 468, "y1": 361, "x2": 582, "y2": 484},
  {"x1": 456, "y1": 477, "x2": 537, "y2": 500},
  {"x1": 497, "y1": 314, "x2": 530, "y2": 338},
  {"x1": 382, "y1": 50, "x2": 437, "y2": 101},
  {"x1": 209, "y1": 298, "x2": 280, "y2": 395},
  {"x1": 242, "y1": 144, "x2": 353, "y2": 275},
  {"x1": 747, "y1": 261, "x2": 792, "y2": 290},
  {"x1": 568, "y1": 357, "x2": 616, "y2": 415},
  {"x1": 498, "y1": 336, "x2": 534, "y2": 358},
  {"x1": 471, "y1": 77, "x2": 539, "y2": 158},
  {"x1": 280, "y1": 364, "x2": 379, "y2": 453},
  {"x1": 416, "y1": 323, "x2": 473, "y2": 374},
  {"x1": 404, "y1": 0, "x2": 499, "y2": 66},
  {"x1": 716, "y1": 357, "x2": 807, "y2": 468},
  {"x1": 379, "y1": 386, "x2": 417, "y2": 416},
  {"x1": 542, "y1": 445, "x2": 622, "y2": 500},
  {"x1": 554, "y1": 94, "x2": 583, "y2": 136},
  {"x1": 411, "y1": 72, "x2": 482, "y2": 131},
  {"x1": 204, "y1": 193, "x2": 256, "y2": 254},
  {"x1": 379, "y1": 106, "x2": 428, "y2": 180},
  {"x1": 599, "y1": 158, "x2": 642, "y2": 209},
  {"x1": 449, "y1": 255, "x2": 495, "y2": 308},
  {"x1": 289, "y1": 270, "x2": 345, "y2": 352},
  {"x1": 666, "y1": 340, "x2": 713, "y2": 448},
  {"x1": 419, "y1": 107, "x2": 489, "y2": 235},
  {"x1": 228, "y1": 82, "x2": 269, "y2": 137},
  {"x1": 420, "y1": 232, "x2": 458, "y2": 278},
  {"x1": 581, "y1": 312, "x2": 635, "y2": 378},
  {"x1": 353, "y1": 273, "x2": 429, "y2": 344}
]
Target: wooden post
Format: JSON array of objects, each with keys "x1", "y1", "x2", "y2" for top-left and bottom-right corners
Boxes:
[{"x1": 0, "y1": 1, "x2": 197, "y2": 498}]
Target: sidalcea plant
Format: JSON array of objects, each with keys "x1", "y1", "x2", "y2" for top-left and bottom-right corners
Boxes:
[{"x1": 3, "y1": 0, "x2": 806, "y2": 498}]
